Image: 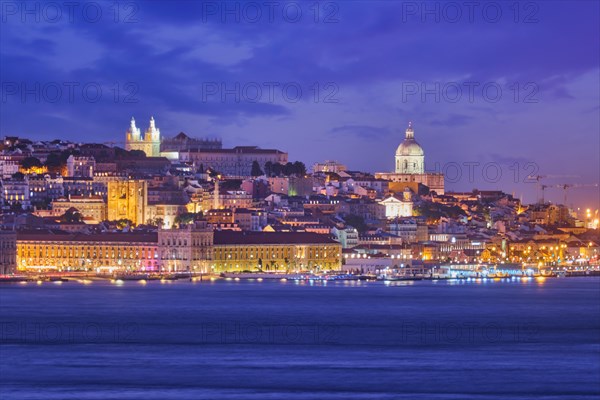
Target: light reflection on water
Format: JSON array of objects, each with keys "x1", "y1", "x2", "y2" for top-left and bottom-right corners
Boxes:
[{"x1": 1, "y1": 277, "x2": 598, "y2": 399}]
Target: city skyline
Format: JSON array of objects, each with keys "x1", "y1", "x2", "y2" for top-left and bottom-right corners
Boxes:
[
  {"x1": 1, "y1": 3, "x2": 599, "y2": 399},
  {"x1": 1, "y1": 1, "x2": 598, "y2": 207}
]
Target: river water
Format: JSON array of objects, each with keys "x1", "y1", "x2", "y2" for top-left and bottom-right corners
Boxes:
[{"x1": 1, "y1": 277, "x2": 599, "y2": 399}]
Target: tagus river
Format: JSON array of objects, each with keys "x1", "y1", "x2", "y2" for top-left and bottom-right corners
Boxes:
[{"x1": 1, "y1": 277, "x2": 599, "y2": 400}]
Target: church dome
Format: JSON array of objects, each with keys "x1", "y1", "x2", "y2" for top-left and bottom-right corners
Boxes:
[
  {"x1": 395, "y1": 122, "x2": 424, "y2": 156},
  {"x1": 396, "y1": 139, "x2": 424, "y2": 156}
]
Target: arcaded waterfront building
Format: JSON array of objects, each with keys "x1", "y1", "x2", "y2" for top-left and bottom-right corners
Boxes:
[
  {"x1": 212, "y1": 231, "x2": 342, "y2": 273},
  {"x1": 14, "y1": 228, "x2": 342, "y2": 274},
  {"x1": 158, "y1": 221, "x2": 214, "y2": 272},
  {"x1": 16, "y1": 230, "x2": 159, "y2": 272},
  {"x1": 0, "y1": 229, "x2": 17, "y2": 274}
]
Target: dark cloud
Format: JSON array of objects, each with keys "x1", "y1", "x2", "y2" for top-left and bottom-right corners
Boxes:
[
  {"x1": 0, "y1": 1, "x2": 598, "y2": 206},
  {"x1": 330, "y1": 124, "x2": 393, "y2": 139}
]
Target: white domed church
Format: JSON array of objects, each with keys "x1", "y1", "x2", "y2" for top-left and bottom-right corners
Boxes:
[
  {"x1": 376, "y1": 122, "x2": 445, "y2": 195},
  {"x1": 395, "y1": 122, "x2": 424, "y2": 174}
]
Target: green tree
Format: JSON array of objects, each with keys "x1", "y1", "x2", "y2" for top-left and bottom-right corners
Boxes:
[
  {"x1": 22, "y1": 156, "x2": 43, "y2": 169},
  {"x1": 116, "y1": 219, "x2": 133, "y2": 229},
  {"x1": 271, "y1": 163, "x2": 283, "y2": 176},
  {"x1": 264, "y1": 161, "x2": 273, "y2": 177},
  {"x1": 292, "y1": 161, "x2": 306, "y2": 175},
  {"x1": 251, "y1": 160, "x2": 264, "y2": 176},
  {"x1": 344, "y1": 214, "x2": 368, "y2": 232},
  {"x1": 175, "y1": 213, "x2": 198, "y2": 226},
  {"x1": 62, "y1": 208, "x2": 83, "y2": 223}
]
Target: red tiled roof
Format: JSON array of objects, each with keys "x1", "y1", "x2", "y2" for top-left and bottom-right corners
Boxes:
[
  {"x1": 16, "y1": 230, "x2": 158, "y2": 244},
  {"x1": 214, "y1": 231, "x2": 337, "y2": 245},
  {"x1": 186, "y1": 147, "x2": 285, "y2": 154}
]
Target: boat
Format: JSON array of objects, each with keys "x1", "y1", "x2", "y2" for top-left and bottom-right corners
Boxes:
[
  {"x1": 377, "y1": 272, "x2": 423, "y2": 281},
  {"x1": 115, "y1": 274, "x2": 149, "y2": 281}
]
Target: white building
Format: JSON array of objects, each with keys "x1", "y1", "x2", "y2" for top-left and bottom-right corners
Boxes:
[
  {"x1": 312, "y1": 160, "x2": 347, "y2": 174},
  {"x1": 395, "y1": 122, "x2": 424, "y2": 174},
  {"x1": 0, "y1": 158, "x2": 19, "y2": 178},
  {"x1": 375, "y1": 122, "x2": 445, "y2": 194},
  {"x1": 66, "y1": 155, "x2": 96, "y2": 177},
  {"x1": 125, "y1": 117, "x2": 161, "y2": 157},
  {"x1": 380, "y1": 188, "x2": 413, "y2": 218},
  {"x1": 331, "y1": 226, "x2": 359, "y2": 248},
  {"x1": 2, "y1": 179, "x2": 30, "y2": 208}
]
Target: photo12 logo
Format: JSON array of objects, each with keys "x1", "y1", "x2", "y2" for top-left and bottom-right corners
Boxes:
[
  {"x1": 400, "y1": 321, "x2": 540, "y2": 344},
  {"x1": 399, "y1": 1, "x2": 540, "y2": 24},
  {"x1": 401, "y1": 81, "x2": 539, "y2": 104},
  {"x1": 0, "y1": 321, "x2": 139, "y2": 344},
  {"x1": 0, "y1": 1, "x2": 140, "y2": 24},
  {"x1": 200, "y1": 1, "x2": 340, "y2": 23},
  {"x1": 200, "y1": 322, "x2": 340, "y2": 344},
  {"x1": 200, "y1": 81, "x2": 340, "y2": 104},
  {"x1": 1, "y1": 81, "x2": 139, "y2": 104},
  {"x1": 427, "y1": 161, "x2": 540, "y2": 184}
]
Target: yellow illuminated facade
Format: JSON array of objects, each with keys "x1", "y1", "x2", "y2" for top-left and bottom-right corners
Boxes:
[
  {"x1": 107, "y1": 180, "x2": 148, "y2": 225},
  {"x1": 158, "y1": 221, "x2": 214, "y2": 272},
  {"x1": 17, "y1": 232, "x2": 159, "y2": 272},
  {"x1": 212, "y1": 232, "x2": 342, "y2": 272}
]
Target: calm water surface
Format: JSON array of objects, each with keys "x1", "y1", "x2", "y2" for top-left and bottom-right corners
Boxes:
[{"x1": 1, "y1": 277, "x2": 599, "y2": 399}]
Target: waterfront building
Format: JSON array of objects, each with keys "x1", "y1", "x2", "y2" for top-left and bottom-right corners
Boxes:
[
  {"x1": 212, "y1": 231, "x2": 342, "y2": 272},
  {"x1": 375, "y1": 123, "x2": 445, "y2": 194},
  {"x1": 125, "y1": 117, "x2": 161, "y2": 157},
  {"x1": 158, "y1": 220, "x2": 214, "y2": 272},
  {"x1": 0, "y1": 229, "x2": 17, "y2": 274},
  {"x1": 16, "y1": 230, "x2": 159, "y2": 271},
  {"x1": 107, "y1": 180, "x2": 148, "y2": 225}
]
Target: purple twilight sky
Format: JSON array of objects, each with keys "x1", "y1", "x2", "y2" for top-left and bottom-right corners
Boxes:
[{"x1": 1, "y1": 0, "x2": 598, "y2": 208}]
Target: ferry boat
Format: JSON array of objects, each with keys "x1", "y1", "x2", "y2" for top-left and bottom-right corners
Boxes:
[{"x1": 376, "y1": 271, "x2": 423, "y2": 281}]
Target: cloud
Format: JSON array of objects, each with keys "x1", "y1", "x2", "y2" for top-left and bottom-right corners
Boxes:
[
  {"x1": 430, "y1": 114, "x2": 473, "y2": 127},
  {"x1": 0, "y1": 0, "x2": 598, "y2": 207},
  {"x1": 329, "y1": 125, "x2": 393, "y2": 139}
]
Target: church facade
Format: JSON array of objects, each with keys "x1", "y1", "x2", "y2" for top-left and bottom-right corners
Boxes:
[
  {"x1": 125, "y1": 117, "x2": 161, "y2": 157},
  {"x1": 375, "y1": 122, "x2": 445, "y2": 195}
]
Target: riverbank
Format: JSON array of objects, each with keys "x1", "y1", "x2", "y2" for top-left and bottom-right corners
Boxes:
[{"x1": 2, "y1": 269, "x2": 600, "y2": 284}]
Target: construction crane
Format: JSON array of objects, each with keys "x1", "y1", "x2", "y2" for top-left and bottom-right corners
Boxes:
[
  {"x1": 540, "y1": 184, "x2": 552, "y2": 204},
  {"x1": 555, "y1": 183, "x2": 599, "y2": 206},
  {"x1": 527, "y1": 174, "x2": 580, "y2": 203}
]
